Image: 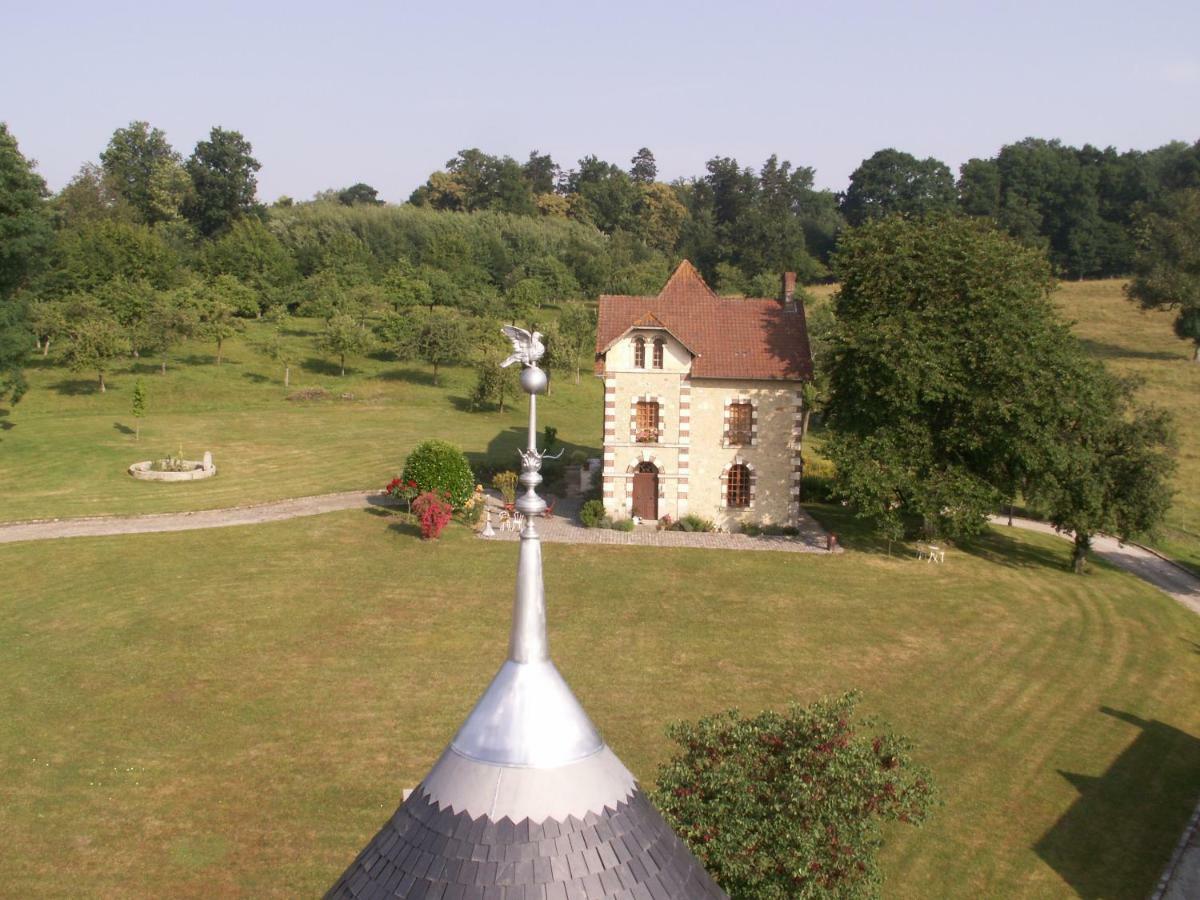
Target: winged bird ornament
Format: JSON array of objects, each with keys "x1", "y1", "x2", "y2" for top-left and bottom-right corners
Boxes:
[{"x1": 500, "y1": 325, "x2": 545, "y2": 368}]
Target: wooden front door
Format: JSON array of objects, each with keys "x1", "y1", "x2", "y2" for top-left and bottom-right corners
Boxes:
[{"x1": 632, "y1": 463, "x2": 658, "y2": 520}]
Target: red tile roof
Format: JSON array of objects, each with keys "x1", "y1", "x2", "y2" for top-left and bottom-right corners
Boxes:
[{"x1": 595, "y1": 260, "x2": 813, "y2": 380}]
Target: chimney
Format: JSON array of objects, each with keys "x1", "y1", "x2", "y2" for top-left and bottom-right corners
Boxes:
[{"x1": 782, "y1": 271, "x2": 797, "y2": 311}]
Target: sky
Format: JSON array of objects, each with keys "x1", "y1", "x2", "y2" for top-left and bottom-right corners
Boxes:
[{"x1": 4, "y1": 0, "x2": 1199, "y2": 203}]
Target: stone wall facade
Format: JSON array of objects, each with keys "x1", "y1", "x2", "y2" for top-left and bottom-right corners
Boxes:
[{"x1": 602, "y1": 330, "x2": 803, "y2": 529}]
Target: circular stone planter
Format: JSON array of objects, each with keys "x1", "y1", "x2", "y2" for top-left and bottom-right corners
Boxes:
[{"x1": 129, "y1": 455, "x2": 217, "y2": 482}]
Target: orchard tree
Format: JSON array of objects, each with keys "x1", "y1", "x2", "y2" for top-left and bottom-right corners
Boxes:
[
  {"x1": 320, "y1": 313, "x2": 372, "y2": 375},
  {"x1": 653, "y1": 693, "x2": 934, "y2": 899},
  {"x1": 1126, "y1": 187, "x2": 1200, "y2": 362},
  {"x1": 183, "y1": 127, "x2": 263, "y2": 236},
  {"x1": 63, "y1": 306, "x2": 128, "y2": 392},
  {"x1": 143, "y1": 289, "x2": 197, "y2": 374},
  {"x1": 469, "y1": 350, "x2": 519, "y2": 412},
  {"x1": 131, "y1": 379, "x2": 147, "y2": 440},
  {"x1": 841, "y1": 148, "x2": 957, "y2": 226},
  {"x1": 826, "y1": 215, "x2": 1074, "y2": 540},
  {"x1": 394, "y1": 307, "x2": 472, "y2": 385},
  {"x1": 0, "y1": 122, "x2": 52, "y2": 403},
  {"x1": 557, "y1": 300, "x2": 597, "y2": 384},
  {"x1": 259, "y1": 319, "x2": 298, "y2": 387},
  {"x1": 196, "y1": 294, "x2": 243, "y2": 365},
  {"x1": 29, "y1": 298, "x2": 67, "y2": 356},
  {"x1": 99, "y1": 121, "x2": 189, "y2": 225}
]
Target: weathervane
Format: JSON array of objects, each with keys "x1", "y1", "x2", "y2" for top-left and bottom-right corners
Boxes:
[{"x1": 501, "y1": 326, "x2": 562, "y2": 521}]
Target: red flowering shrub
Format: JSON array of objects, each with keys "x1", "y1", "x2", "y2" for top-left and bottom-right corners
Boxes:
[
  {"x1": 412, "y1": 491, "x2": 453, "y2": 539},
  {"x1": 385, "y1": 477, "x2": 420, "y2": 512}
]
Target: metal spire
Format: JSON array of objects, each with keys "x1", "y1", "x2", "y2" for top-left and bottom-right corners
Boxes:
[{"x1": 448, "y1": 335, "x2": 603, "y2": 769}]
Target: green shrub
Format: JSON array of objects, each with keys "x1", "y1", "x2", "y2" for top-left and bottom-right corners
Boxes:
[
  {"x1": 610, "y1": 517, "x2": 634, "y2": 532},
  {"x1": 653, "y1": 692, "x2": 935, "y2": 899},
  {"x1": 568, "y1": 449, "x2": 587, "y2": 466},
  {"x1": 401, "y1": 440, "x2": 474, "y2": 508},
  {"x1": 674, "y1": 513, "x2": 716, "y2": 533},
  {"x1": 580, "y1": 499, "x2": 607, "y2": 528},
  {"x1": 741, "y1": 523, "x2": 762, "y2": 537}
]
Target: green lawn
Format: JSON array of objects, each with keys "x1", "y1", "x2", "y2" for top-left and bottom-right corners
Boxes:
[
  {"x1": 0, "y1": 317, "x2": 602, "y2": 522},
  {"x1": 2, "y1": 510, "x2": 1197, "y2": 898}
]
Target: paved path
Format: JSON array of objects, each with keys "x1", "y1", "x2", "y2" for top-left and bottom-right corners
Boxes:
[
  {"x1": 482, "y1": 496, "x2": 837, "y2": 554},
  {"x1": 988, "y1": 515, "x2": 1200, "y2": 615},
  {"x1": 0, "y1": 491, "x2": 385, "y2": 544}
]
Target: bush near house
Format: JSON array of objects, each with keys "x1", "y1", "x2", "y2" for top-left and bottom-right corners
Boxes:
[
  {"x1": 400, "y1": 439, "x2": 474, "y2": 508},
  {"x1": 580, "y1": 499, "x2": 607, "y2": 528}
]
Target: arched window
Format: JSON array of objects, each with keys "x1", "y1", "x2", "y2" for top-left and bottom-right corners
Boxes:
[
  {"x1": 652, "y1": 338, "x2": 665, "y2": 369},
  {"x1": 726, "y1": 464, "x2": 751, "y2": 508},
  {"x1": 633, "y1": 336, "x2": 646, "y2": 368}
]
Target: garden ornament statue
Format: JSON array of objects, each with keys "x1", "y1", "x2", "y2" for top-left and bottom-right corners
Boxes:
[{"x1": 325, "y1": 328, "x2": 726, "y2": 898}]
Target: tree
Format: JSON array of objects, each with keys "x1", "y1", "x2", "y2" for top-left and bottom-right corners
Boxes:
[
  {"x1": 469, "y1": 351, "x2": 518, "y2": 412},
  {"x1": 629, "y1": 147, "x2": 657, "y2": 184},
  {"x1": 557, "y1": 301, "x2": 596, "y2": 384},
  {"x1": 28, "y1": 298, "x2": 66, "y2": 356},
  {"x1": 131, "y1": 379, "x2": 147, "y2": 440},
  {"x1": 183, "y1": 127, "x2": 263, "y2": 236},
  {"x1": 841, "y1": 148, "x2": 957, "y2": 226},
  {"x1": 393, "y1": 307, "x2": 471, "y2": 385},
  {"x1": 95, "y1": 276, "x2": 157, "y2": 357},
  {"x1": 259, "y1": 318, "x2": 297, "y2": 387},
  {"x1": 144, "y1": 287, "x2": 198, "y2": 374},
  {"x1": 653, "y1": 693, "x2": 934, "y2": 899},
  {"x1": 196, "y1": 294, "x2": 243, "y2": 365},
  {"x1": 53, "y1": 162, "x2": 133, "y2": 227},
  {"x1": 0, "y1": 122, "x2": 52, "y2": 404},
  {"x1": 1126, "y1": 188, "x2": 1200, "y2": 362},
  {"x1": 337, "y1": 183, "x2": 383, "y2": 206},
  {"x1": 826, "y1": 215, "x2": 1073, "y2": 541},
  {"x1": 1028, "y1": 366, "x2": 1175, "y2": 573},
  {"x1": 62, "y1": 305, "x2": 128, "y2": 392},
  {"x1": 797, "y1": 298, "x2": 832, "y2": 461},
  {"x1": 203, "y1": 217, "x2": 296, "y2": 303},
  {"x1": 320, "y1": 313, "x2": 373, "y2": 375},
  {"x1": 99, "y1": 121, "x2": 189, "y2": 225}
]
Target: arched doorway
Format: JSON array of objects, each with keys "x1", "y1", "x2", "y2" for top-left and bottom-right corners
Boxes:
[{"x1": 632, "y1": 462, "x2": 658, "y2": 520}]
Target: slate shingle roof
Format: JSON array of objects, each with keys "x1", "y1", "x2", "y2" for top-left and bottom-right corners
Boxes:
[
  {"x1": 595, "y1": 259, "x2": 813, "y2": 381},
  {"x1": 326, "y1": 786, "x2": 727, "y2": 900}
]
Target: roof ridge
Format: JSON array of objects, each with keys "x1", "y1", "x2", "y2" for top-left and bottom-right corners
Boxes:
[{"x1": 657, "y1": 259, "x2": 715, "y2": 300}]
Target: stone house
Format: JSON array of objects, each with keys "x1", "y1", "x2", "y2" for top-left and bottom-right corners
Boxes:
[{"x1": 594, "y1": 260, "x2": 814, "y2": 529}]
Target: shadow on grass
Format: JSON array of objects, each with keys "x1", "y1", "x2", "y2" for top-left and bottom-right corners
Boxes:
[
  {"x1": 1077, "y1": 338, "x2": 1182, "y2": 362},
  {"x1": 113, "y1": 421, "x2": 135, "y2": 435},
  {"x1": 386, "y1": 519, "x2": 423, "y2": 539},
  {"x1": 0, "y1": 409, "x2": 12, "y2": 431},
  {"x1": 378, "y1": 367, "x2": 437, "y2": 386},
  {"x1": 802, "y1": 504, "x2": 900, "y2": 555},
  {"x1": 301, "y1": 357, "x2": 347, "y2": 377},
  {"x1": 242, "y1": 372, "x2": 271, "y2": 384},
  {"x1": 1034, "y1": 707, "x2": 1200, "y2": 898},
  {"x1": 49, "y1": 378, "x2": 104, "y2": 396},
  {"x1": 956, "y1": 526, "x2": 1068, "y2": 572}
]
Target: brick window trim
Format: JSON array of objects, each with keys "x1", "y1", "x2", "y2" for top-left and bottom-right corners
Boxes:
[
  {"x1": 723, "y1": 396, "x2": 758, "y2": 448},
  {"x1": 720, "y1": 458, "x2": 757, "y2": 510},
  {"x1": 630, "y1": 394, "x2": 667, "y2": 444}
]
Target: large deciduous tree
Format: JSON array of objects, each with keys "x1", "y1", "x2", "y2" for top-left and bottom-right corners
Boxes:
[
  {"x1": 825, "y1": 215, "x2": 1070, "y2": 541},
  {"x1": 1126, "y1": 187, "x2": 1200, "y2": 362},
  {"x1": 99, "y1": 121, "x2": 189, "y2": 225},
  {"x1": 841, "y1": 148, "x2": 957, "y2": 226},
  {"x1": 0, "y1": 123, "x2": 52, "y2": 404},
  {"x1": 1028, "y1": 366, "x2": 1175, "y2": 573},
  {"x1": 183, "y1": 127, "x2": 263, "y2": 236},
  {"x1": 653, "y1": 693, "x2": 934, "y2": 899}
]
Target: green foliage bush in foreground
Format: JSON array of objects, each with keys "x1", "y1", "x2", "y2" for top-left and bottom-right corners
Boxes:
[
  {"x1": 673, "y1": 513, "x2": 716, "y2": 533},
  {"x1": 400, "y1": 440, "x2": 474, "y2": 508},
  {"x1": 654, "y1": 693, "x2": 935, "y2": 899},
  {"x1": 579, "y1": 499, "x2": 606, "y2": 528}
]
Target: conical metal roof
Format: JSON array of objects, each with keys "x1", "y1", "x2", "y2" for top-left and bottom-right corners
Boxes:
[{"x1": 326, "y1": 345, "x2": 726, "y2": 899}]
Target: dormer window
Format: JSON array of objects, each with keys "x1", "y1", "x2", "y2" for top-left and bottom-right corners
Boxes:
[
  {"x1": 633, "y1": 336, "x2": 646, "y2": 368},
  {"x1": 652, "y1": 338, "x2": 664, "y2": 369}
]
